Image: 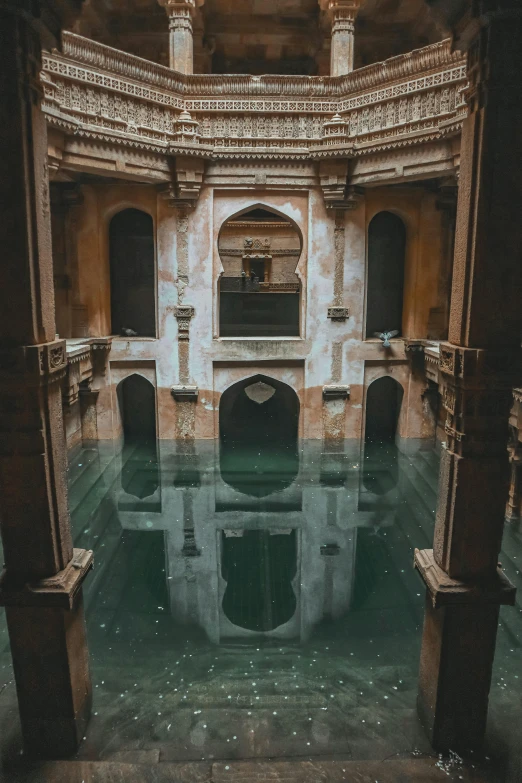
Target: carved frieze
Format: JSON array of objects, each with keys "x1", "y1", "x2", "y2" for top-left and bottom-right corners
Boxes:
[{"x1": 41, "y1": 34, "x2": 467, "y2": 165}]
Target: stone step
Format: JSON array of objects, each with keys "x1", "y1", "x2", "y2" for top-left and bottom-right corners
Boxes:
[{"x1": 5, "y1": 757, "x2": 493, "y2": 783}]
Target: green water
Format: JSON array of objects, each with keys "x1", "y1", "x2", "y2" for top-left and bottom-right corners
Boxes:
[{"x1": 0, "y1": 439, "x2": 521, "y2": 776}]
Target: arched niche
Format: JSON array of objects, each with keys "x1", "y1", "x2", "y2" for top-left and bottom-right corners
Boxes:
[
  {"x1": 218, "y1": 207, "x2": 302, "y2": 337},
  {"x1": 117, "y1": 374, "x2": 159, "y2": 500},
  {"x1": 219, "y1": 374, "x2": 300, "y2": 497},
  {"x1": 109, "y1": 208, "x2": 156, "y2": 337},
  {"x1": 366, "y1": 211, "x2": 406, "y2": 339}
]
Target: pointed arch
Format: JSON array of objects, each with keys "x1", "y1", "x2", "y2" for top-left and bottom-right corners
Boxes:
[
  {"x1": 117, "y1": 373, "x2": 157, "y2": 444},
  {"x1": 218, "y1": 206, "x2": 302, "y2": 337}
]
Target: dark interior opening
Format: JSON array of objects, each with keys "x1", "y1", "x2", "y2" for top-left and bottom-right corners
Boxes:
[
  {"x1": 219, "y1": 292, "x2": 300, "y2": 337},
  {"x1": 364, "y1": 376, "x2": 404, "y2": 444},
  {"x1": 221, "y1": 530, "x2": 297, "y2": 632},
  {"x1": 110, "y1": 208, "x2": 156, "y2": 337},
  {"x1": 366, "y1": 211, "x2": 406, "y2": 338},
  {"x1": 219, "y1": 375, "x2": 299, "y2": 497}
]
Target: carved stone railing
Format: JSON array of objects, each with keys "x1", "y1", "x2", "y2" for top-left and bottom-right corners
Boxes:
[{"x1": 41, "y1": 31, "x2": 467, "y2": 161}]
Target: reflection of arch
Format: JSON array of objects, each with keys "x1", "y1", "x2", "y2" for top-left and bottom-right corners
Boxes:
[
  {"x1": 218, "y1": 206, "x2": 302, "y2": 337},
  {"x1": 117, "y1": 374, "x2": 159, "y2": 500},
  {"x1": 221, "y1": 530, "x2": 297, "y2": 632},
  {"x1": 109, "y1": 208, "x2": 156, "y2": 337},
  {"x1": 219, "y1": 374, "x2": 300, "y2": 497},
  {"x1": 365, "y1": 376, "x2": 404, "y2": 444},
  {"x1": 366, "y1": 211, "x2": 406, "y2": 338}
]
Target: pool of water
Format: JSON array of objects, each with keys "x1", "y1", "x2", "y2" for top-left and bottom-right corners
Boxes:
[{"x1": 0, "y1": 438, "x2": 521, "y2": 777}]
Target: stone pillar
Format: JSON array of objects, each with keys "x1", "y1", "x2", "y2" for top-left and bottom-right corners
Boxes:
[
  {"x1": 415, "y1": 2, "x2": 522, "y2": 754},
  {"x1": 326, "y1": 0, "x2": 361, "y2": 76},
  {"x1": 0, "y1": 4, "x2": 92, "y2": 757},
  {"x1": 158, "y1": 0, "x2": 196, "y2": 74}
]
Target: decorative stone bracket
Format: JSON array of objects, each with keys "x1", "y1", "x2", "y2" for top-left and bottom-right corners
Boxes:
[
  {"x1": 161, "y1": 155, "x2": 205, "y2": 209},
  {"x1": 173, "y1": 304, "x2": 195, "y2": 339},
  {"x1": 323, "y1": 384, "x2": 350, "y2": 400},
  {"x1": 327, "y1": 306, "x2": 350, "y2": 321},
  {"x1": 171, "y1": 384, "x2": 199, "y2": 401}
]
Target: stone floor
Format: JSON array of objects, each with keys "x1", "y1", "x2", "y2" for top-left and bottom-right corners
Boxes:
[{"x1": 0, "y1": 439, "x2": 521, "y2": 782}]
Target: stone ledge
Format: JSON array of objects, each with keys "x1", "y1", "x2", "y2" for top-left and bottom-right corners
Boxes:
[
  {"x1": 414, "y1": 548, "x2": 516, "y2": 609},
  {"x1": 8, "y1": 758, "x2": 494, "y2": 783},
  {"x1": 0, "y1": 549, "x2": 94, "y2": 610}
]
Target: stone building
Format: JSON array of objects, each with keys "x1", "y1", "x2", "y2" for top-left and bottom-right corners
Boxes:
[{"x1": 0, "y1": 0, "x2": 521, "y2": 780}]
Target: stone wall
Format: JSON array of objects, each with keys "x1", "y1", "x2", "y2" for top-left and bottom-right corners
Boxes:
[{"x1": 54, "y1": 177, "x2": 445, "y2": 444}]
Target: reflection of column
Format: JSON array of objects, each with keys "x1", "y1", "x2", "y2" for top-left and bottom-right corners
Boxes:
[
  {"x1": 415, "y1": 3, "x2": 522, "y2": 754},
  {"x1": 80, "y1": 386, "x2": 100, "y2": 444},
  {"x1": 158, "y1": 0, "x2": 196, "y2": 74},
  {"x1": 0, "y1": 6, "x2": 92, "y2": 757},
  {"x1": 326, "y1": 0, "x2": 362, "y2": 76}
]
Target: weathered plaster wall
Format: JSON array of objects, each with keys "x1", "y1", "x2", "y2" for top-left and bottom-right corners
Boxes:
[{"x1": 69, "y1": 176, "x2": 444, "y2": 443}]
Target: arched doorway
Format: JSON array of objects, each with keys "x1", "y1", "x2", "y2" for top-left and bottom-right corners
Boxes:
[
  {"x1": 109, "y1": 208, "x2": 156, "y2": 337},
  {"x1": 362, "y1": 376, "x2": 404, "y2": 495},
  {"x1": 219, "y1": 374, "x2": 300, "y2": 497},
  {"x1": 366, "y1": 211, "x2": 406, "y2": 339},
  {"x1": 218, "y1": 207, "x2": 302, "y2": 337},
  {"x1": 365, "y1": 376, "x2": 404, "y2": 444},
  {"x1": 117, "y1": 374, "x2": 159, "y2": 500}
]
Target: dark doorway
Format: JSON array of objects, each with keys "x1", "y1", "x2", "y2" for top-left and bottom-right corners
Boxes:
[
  {"x1": 366, "y1": 212, "x2": 406, "y2": 338},
  {"x1": 117, "y1": 375, "x2": 159, "y2": 501},
  {"x1": 365, "y1": 376, "x2": 404, "y2": 444},
  {"x1": 219, "y1": 375, "x2": 300, "y2": 497},
  {"x1": 109, "y1": 208, "x2": 156, "y2": 337},
  {"x1": 221, "y1": 530, "x2": 297, "y2": 632},
  {"x1": 118, "y1": 374, "x2": 156, "y2": 444}
]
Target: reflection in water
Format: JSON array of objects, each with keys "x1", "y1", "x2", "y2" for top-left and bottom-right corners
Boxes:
[
  {"x1": 222, "y1": 529, "x2": 297, "y2": 632},
  {"x1": 121, "y1": 441, "x2": 160, "y2": 502},
  {"x1": 61, "y1": 436, "x2": 458, "y2": 765}
]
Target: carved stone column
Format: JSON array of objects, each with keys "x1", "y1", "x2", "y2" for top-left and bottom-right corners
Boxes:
[
  {"x1": 415, "y1": 1, "x2": 522, "y2": 754},
  {"x1": 324, "y1": 0, "x2": 362, "y2": 76},
  {"x1": 0, "y1": 4, "x2": 92, "y2": 757},
  {"x1": 158, "y1": 0, "x2": 197, "y2": 74}
]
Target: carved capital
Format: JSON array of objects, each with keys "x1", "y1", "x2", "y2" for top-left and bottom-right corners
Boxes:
[
  {"x1": 173, "y1": 305, "x2": 195, "y2": 339},
  {"x1": 414, "y1": 549, "x2": 515, "y2": 610},
  {"x1": 0, "y1": 339, "x2": 68, "y2": 388},
  {"x1": 0, "y1": 549, "x2": 94, "y2": 610}
]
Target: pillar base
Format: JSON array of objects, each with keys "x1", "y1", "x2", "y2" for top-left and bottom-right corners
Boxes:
[
  {"x1": 415, "y1": 549, "x2": 515, "y2": 754},
  {"x1": 0, "y1": 550, "x2": 93, "y2": 758}
]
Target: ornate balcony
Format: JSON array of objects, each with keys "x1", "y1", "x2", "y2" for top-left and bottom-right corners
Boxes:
[{"x1": 42, "y1": 31, "x2": 467, "y2": 171}]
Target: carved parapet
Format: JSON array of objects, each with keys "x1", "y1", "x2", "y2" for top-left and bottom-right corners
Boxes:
[
  {"x1": 414, "y1": 548, "x2": 516, "y2": 610},
  {"x1": 438, "y1": 343, "x2": 521, "y2": 458},
  {"x1": 43, "y1": 33, "x2": 467, "y2": 170}
]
